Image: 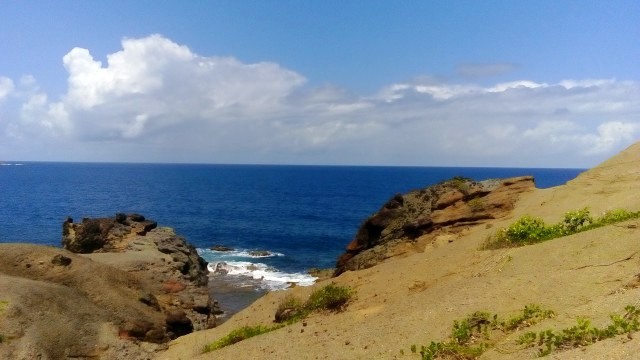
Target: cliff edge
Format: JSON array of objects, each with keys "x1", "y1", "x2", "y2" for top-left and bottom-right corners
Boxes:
[
  {"x1": 335, "y1": 176, "x2": 535, "y2": 275},
  {"x1": 0, "y1": 214, "x2": 219, "y2": 360}
]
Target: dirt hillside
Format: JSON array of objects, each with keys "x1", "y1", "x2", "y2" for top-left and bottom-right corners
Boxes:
[{"x1": 160, "y1": 141, "x2": 640, "y2": 360}]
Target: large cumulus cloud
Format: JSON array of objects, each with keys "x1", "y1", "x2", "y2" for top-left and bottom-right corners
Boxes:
[{"x1": 1, "y1": 34, "x2": 639, "y2": 166}]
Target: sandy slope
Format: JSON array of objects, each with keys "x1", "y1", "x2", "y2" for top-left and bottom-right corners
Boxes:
[{"x1": 160, "y1": 142, "x2": 640, "y2": 360}]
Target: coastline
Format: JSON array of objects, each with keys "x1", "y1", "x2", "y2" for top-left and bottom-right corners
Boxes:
[{"x1": 159, "y1": 141, "x2": 640, "y2": 360}]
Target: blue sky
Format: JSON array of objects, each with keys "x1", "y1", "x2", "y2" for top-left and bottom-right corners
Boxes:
[{"x1": 0, "y1": 1, "x2": 638, "y2": 167}]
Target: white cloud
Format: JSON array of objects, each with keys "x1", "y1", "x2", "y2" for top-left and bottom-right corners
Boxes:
[
  {"x1": 584, "y1": 122, "x2": 640, "y2": 155},
  {"x1": 0, "y1": 77, "x2": 14, "y2": 101},
  {"x1": 2, "y1": 34, "x2": 639, "y2": 167},
  {"x1": 34, "y1": 34, "x2": 306, "y2": 140}
]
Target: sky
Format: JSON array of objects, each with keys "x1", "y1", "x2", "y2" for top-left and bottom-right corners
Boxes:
[{"x1": 0, "y1": 1, "x2": 638, "y2": 167}]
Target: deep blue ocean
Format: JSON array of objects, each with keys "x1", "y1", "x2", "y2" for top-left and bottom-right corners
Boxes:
[{"x1": 0, "y1": 162, "x2": 584, "y2": 293}]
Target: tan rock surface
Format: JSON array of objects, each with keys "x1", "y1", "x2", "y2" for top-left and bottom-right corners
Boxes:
[
  {"x1": 0, "y1": 216, "x2": 217, "y2": 359},
  {"x1": 160, "y1": 142, "x2": 640, "y2": 360}
]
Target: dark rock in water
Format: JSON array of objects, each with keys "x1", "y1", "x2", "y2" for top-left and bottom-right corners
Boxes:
[
  {"x1": 248, "y1": 250, "x2": 271, "y2": 257},
  {"x1": 51, "y1": 254, "x2": 72, "y2": 266},
  {"x1": 210, "y1": 245, "x2": 234, "y2": 252},
  {"x1": 334, "y1": 176, "x2": 535, "y2": 276}
]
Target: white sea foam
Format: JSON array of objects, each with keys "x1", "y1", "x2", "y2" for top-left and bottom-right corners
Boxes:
[
  {"x1": 199, "y1": 248, "x2": 284, "y2": 259},
  {"x1": 0, "y1": 163, "x2": 24, "y2": 166},
  {"x1": 207, "y1": 261, "x2": 316, "y2": 291},
  {"x1": 197, "y1": 247, "x2": 317, "y2": 291}
]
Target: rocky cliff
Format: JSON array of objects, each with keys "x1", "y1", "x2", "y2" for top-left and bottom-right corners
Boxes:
[
  {"x1": 0, "y1": 214, "x2": 219, "y2": 359},
  {"x1": 62, "y1": 214, "x2": 218, "y2": 333},
  {"x1": 335, "y1": 176, "x2": 535, "y2": 275}
]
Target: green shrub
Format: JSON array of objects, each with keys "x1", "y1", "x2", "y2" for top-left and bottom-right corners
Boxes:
[
  {"x1": 561, "y1": 208, "x2": 593, "y2": 233},
  {"x1": 504, "y1": 216, "x2": 552, "y2": 242},
  {"x1": 305, "y1": 283, "x2": 353, "y2": 312},
  {"x1": 203, "y1": 324, "x2": 281, "y2": 352},
  {"x1": 273, "y1": 283, "x2": 354, "y2": 324},
  {"x1": 483, "y1": 208, "x2": 640, "y2": 249}
]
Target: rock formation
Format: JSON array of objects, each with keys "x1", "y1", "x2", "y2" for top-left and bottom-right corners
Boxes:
[
  {"x1": 62, "y1": 214, "x2": 218, "y2": 333},
  {"x1": 334, "y1": 176, "x2": 535, "y2": 275},
  {"x1": 0, "y1": 214, "x2": 220, "y2": 359}
]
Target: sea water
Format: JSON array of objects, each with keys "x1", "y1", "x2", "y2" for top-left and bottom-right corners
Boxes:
[{"x1": 0, "y1": 162, "x2": 583, "y2": 313}]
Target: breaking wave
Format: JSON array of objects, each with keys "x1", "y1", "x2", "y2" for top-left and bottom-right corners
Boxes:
[{"x1": 198, "y1": 248, "x2": 316, "y2": 291}]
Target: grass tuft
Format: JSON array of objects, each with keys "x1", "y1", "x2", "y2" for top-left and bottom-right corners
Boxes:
[
  {"x1": 202, "y1": 324, "x2": 282, "y2": 352},
  {"x1": 275, "y1": 283, "x2": 354, "y2": 324},
  {"x1": 305, "y1": 283, "x2": 353, "y2": 312}
]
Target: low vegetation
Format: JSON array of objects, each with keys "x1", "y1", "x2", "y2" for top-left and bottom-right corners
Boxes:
[
  {"x1": 203, "y1": 283, "x2": 354, "y2": 353},
  {"x1": 202, "y1": 324, "x2": 281, "y2": 352},
  {"x1": 411, "y1": 305, "x2": 640, "y2": 359},
  {"x1": 483, "y1": 208, "x2": 640, "y2": 249},
  {"x1": 517, "y1": 305, "x2": 640, "y2": 357},
  {"x1": 275, "y1": 283, "x2": 353, "y2": 324},
  {"x1": 447, "y1": 176, "x2": 473, "y2": 194},
  {"x1": 410, "y1": 304, "x2": 555, "y2": 359}
]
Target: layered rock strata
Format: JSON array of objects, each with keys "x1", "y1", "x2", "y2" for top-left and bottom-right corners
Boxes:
[{"x1": 335, "y1": 176, "x2": 535, "y2": 275}]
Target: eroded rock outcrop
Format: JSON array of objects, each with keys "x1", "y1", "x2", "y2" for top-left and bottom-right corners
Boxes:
[
  {"x1": 60, "y1": 214, "x2": 219, "y2": 345},
  {"x1": 335, "y1": 176, "x2": 535, "y2": 275}
]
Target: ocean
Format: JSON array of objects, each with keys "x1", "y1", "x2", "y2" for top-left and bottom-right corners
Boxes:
[{"x1": 0, "y1": 162, "x2": 583, "y2": 313}]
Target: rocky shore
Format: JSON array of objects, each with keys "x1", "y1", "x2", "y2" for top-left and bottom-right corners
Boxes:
[
  {"x1": 159, "y1": 142, "x2": 640, "y2": 360},
  {"x1": 0, "y1": 213, "x2": 219, "y2": 359}
]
